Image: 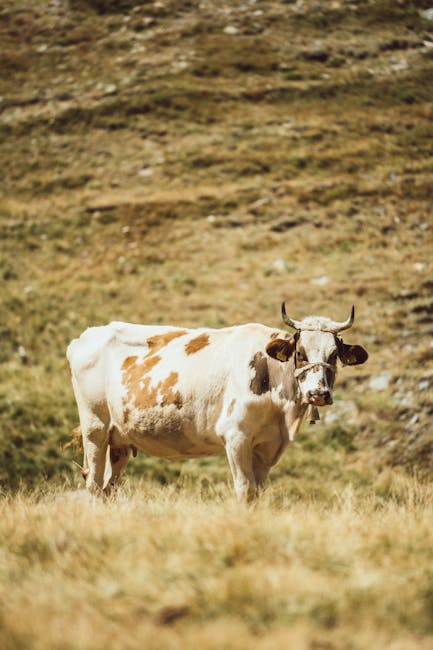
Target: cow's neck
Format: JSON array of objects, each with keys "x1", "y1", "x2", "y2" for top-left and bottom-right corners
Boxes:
[
  {"x1": 267, "y1": 355, "x2": 306, "y2": 441},
  {"x1": 267, "y1": 355, "x2": 299, "y2": 403}
]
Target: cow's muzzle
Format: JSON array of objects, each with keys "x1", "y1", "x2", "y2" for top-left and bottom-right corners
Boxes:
[{"x1": 306, "y1": 389, "x2": 333, "y2": 406}]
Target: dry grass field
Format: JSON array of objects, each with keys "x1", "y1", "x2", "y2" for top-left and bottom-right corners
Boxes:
[
  {"x1": 1, "y1": 476, "x2": 433, "y2": 650},
  {"x1": 1, "y1": 0, "x2": 433, "y2": 647}
]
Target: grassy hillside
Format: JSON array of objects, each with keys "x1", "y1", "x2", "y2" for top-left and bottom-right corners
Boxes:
[{"x1": 1, "y1": 0, "x2": 432, "y2": 488}]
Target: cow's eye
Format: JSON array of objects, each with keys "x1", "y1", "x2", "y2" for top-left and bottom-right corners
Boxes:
[{"x1": 296, "y1": 351, "x2": 307, "y2": 363}]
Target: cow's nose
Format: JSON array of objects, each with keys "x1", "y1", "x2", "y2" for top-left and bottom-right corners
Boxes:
[{"x1": 307, "y1": 389, "x2": 333, "y2": 406}]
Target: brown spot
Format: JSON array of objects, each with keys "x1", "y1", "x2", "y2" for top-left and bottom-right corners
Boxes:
[
  {"x1": 160, "y1": 372, "x2": 183, "y2": 409},
  {"x1": 122, "y1": 355, "x2": 162, "y2": 410},
  {"x1": 146, "y1": 330, "x2": 187, "y2": 355},
  {"x1": 131, "y1": 376, "x2": 158, "y2": 409},
  {"x1": 122, "y1": 355, "x2": 183, "y2": 411},
  {"x1": 185, "y1": 333, "x2": 210, "y2": 355},
  {"x1": 142, "y1": 354, "x2": 161, "y2": 373},
  {"x1": 124, "y1": 407, "x2": 131, "y2": 424},
  {"x1": 123, "y1": 356, "x2": 138, "y2": 371},
  {"x1": 121, "y1": 331, "x2": 187, "y2": 412},
  {"x1": 122, "y1": 356, "x2": 157, "y2": 409},
  {"x1": 249, "y1": 352, "x2": 270, "y2": 396},
  {"x1": 227, "y1": 398, "x2": 236, "y2": 416}
]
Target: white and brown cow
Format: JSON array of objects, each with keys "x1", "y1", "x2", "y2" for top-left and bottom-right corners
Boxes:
[{"x1": 67, "y1": 304, "x2": 367, "y2": 501}]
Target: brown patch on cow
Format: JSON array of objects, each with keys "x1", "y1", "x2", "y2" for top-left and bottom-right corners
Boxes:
[
  {"x1": 121, "y1": 331, "x2": 187, "y2": 412},
  {"x1": 227, "y1": 398, "x2": 236, "y2": 416},
  {"x1": 122, "y1": 355, "x2": 163, "y2": 409},
  {"x1": 124, "y1": 407, "x2": 131, "y2": 424},
  {"x1": 132, "y1": 376, "x2": 158, "y2": 409},
  {"x1": 146, "y1": 330, "x2": 187, "y2": 355},
  {"x1": 123, "y1": 356, "x2": 138, "y2": 371},
  {"x1": 160, "y1": 372, "x2": 183, "y2": 409},
  {"x1": 122, "y1": 356, "x2": 156, "y2": 409},
  {"x1": 185, "y1": 333, "x2": 210, "y2": 355},
  {"x1": 142, "y1": 354, "x2": 161, "y2": 373},
  {"x1": 122, "y1": 355, "x2": 183, "y2": 411},
  {"x1": 249, "y1": 352, "x2": 270, "y2": 396}
]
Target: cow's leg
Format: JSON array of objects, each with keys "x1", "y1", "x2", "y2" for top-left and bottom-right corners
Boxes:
[
  {"x1": 82, "y1": 448, "x2": 89, "y2": 482},
  {"x1": 81, "y1": 415, "x2": 109, "y2": 496},
  {"x1": 252, "y1": 424, "x2": 289, "y2": 493},
  {"x1": 104, "y1": 446, "x2": 131, "y2": 496},
  {"x1": 84, "y1": 435, "x2": 109, "y2": 495},
  {"x1": 225, "y1": 434, "x2": 257, "y2": 502},
  {"x1": 69, "y1": 371, "x2": 109, "y2": 495},
  {"x1": 252, "y1": 452, "x2": 271, "y2": 493}
]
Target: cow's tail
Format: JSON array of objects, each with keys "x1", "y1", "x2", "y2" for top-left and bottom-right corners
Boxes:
[
  {"x1": 62, "y1": 426, "x2": 89, "y2": 481},
  {"x1": 63, "y1": 426, "x2": 84, "y2": 453}
]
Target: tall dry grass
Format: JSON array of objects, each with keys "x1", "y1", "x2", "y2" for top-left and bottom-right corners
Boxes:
[{"x1": 1, "y1": 475, "x2": 433, "y2": 649}]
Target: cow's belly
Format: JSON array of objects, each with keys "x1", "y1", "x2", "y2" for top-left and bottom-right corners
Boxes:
[{"x1": 111, "y1": 404, "x2": 225, "y2": 461}]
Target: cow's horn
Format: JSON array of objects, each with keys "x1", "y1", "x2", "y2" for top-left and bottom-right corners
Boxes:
[
  {"x1": 281, "y1": 302, "x2": 302, "y2": 330},
  {"x1": 330, "y1": 305, "x2": 355, "y2": 333}
]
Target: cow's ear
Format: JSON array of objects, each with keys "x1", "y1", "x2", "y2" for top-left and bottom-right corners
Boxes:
[
  {"x1": 337, "y1": 341, "x2": 368, "y2": 366},
  {"x1": 265, "y1": 338, "x2": 296, "y2": 363}
]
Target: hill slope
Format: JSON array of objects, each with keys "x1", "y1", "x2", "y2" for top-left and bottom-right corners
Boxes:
[{"x1": 0, "y1": 0, "x2": 433, "y2": 487}]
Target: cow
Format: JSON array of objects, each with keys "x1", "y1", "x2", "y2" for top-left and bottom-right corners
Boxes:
[{"x1": 67, "y1": 304, "x2": 368, "y2": 501}]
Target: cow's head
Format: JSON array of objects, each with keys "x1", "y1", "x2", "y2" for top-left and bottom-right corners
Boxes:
[{"x1": 266, "y1": 304, "x2": 368, "y2": 407}]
